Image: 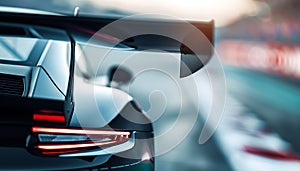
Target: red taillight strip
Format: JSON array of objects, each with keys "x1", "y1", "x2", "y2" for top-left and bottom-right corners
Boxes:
[
  {"x1": 38, "y1": 141, "x2": 117, "y2": 150},
  {"x1": 33, "y1": 114, "x2": 66, "y2": 122},
  {"x1": 36, "y1": 110, "x2": 64, "y2": 115},
  {"x1": 42, "y1": 150, "x2": 80, "y2": 155},
  {"x1": 32, "y1": 127, "x2": 130, "y2": 136}
]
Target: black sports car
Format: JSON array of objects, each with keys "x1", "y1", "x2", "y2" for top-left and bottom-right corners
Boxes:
[{"x1": 0, "y1": 7, "x2": 213, "y2": 171}]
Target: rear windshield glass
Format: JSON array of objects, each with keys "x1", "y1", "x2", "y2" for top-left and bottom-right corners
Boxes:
[{"x1": 0, "y1": 36, "x2": 37, "y2": 62}]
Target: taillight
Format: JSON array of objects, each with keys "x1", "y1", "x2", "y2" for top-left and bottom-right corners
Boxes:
[
  {"x1": 33, "y1": 114, "x2": 65, "y2": 122},
  {"x1": 33, "y1": 110, "x2": 65, "y2": 123},
  {"x1": 30, "y1": 127, "x2": 131, "y2": 156}
]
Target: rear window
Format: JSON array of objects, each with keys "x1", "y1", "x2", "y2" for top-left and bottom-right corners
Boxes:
[{"x1": 0, "y1": 36, "x2": 37, "y2": 62}]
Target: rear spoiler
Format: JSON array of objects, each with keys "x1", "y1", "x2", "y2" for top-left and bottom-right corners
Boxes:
[
  {"x1": 0, "y1": 12, "x2": 214, "y2": 76},
  {"x1": 0, "y1": 12, "x2": 213, "y2": 48}
]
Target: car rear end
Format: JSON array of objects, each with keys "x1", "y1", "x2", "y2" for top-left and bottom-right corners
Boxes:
[{"x1": 0, "y1": 22, "x2": 154, "y2": 170}]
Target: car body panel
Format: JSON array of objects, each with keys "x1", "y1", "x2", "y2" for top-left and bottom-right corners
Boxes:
[
  {"x1": 71, "y1": 81, "x2": 133, "y2": 128},
  {"x1": 37, "y1": 40, "x2": 71, "y2": 97},
  {"x1": 32, "y1": 67, "x2": 65, "y2": 100}
]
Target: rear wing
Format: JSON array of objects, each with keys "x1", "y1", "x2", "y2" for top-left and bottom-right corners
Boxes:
[
  {"x1": 0, "y1": 12, "x2": 213, "y2": 49},
  {"x1": 0, "y1": 12, "x2": 214, "y2": 77}
]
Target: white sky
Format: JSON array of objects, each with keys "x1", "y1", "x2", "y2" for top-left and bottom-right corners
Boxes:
[{"x1": 87, "y1": 0, "x2": 258, "y2": 26}]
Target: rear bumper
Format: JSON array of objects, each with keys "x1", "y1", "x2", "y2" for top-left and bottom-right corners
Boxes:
[
  {"x1": 0, "y1": 131, "x2": 154, "y2": 170},
  {"x1": 71, "y1": 131, "x2": 155, "y2": 171},
  {"x1": 0, "y1": 95, "x2": 154, "y2": 170}
]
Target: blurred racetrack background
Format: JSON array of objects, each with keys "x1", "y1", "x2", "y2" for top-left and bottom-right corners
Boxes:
[{"x1": 1, "y1": 0, "x2": 300, "y2": 170}]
